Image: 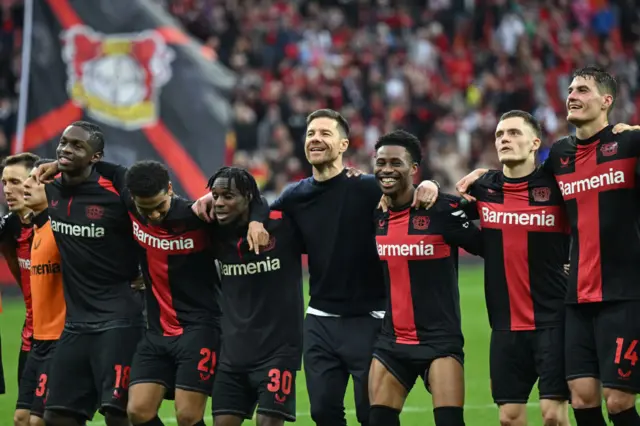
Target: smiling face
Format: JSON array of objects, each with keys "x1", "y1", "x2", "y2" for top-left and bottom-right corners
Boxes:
[
  {"x1": 1, "y1": 163, "x2": 30, "y2": 212},
  {"x1": 56, "y1": 125, "x2": 102, "y2": 174},
  {"x1": 304, "y1": 117, "x2": 349, "y2": 166},
  {"x1": 494, "y1": 116, "x2": 541, "y2": 166},
  {"x1": 373, "y1": 145, "x2": 417, "y2": 197},
  {"x1": 211, "y1": 177, "x2": 251, "y2": 225},
  {"x1": 566, "y1": 75, "x2": 613, "y2": 126}
]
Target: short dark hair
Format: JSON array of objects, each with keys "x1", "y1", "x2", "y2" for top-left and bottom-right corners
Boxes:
[
  {"x1": 306, "y1": 109, "x2": 350, "y2": 138},
  {"x1": 499, "y1": 110, "x2": 543, "y2": 139},
  {"x1": 69, "y1": 121, "x2": 105, "y2": 154},
  {"x1": 572, "y1": 66, "x2": 617, "y2": 111},
  {"x1": 34, "y1": 158, "x2": 56, "y2": 168},
  {"x1": 125, "y1": 160, "x2": 171, "y2": 198},
  {"x1": 206, "y1": 166, "x2": 261, "y2": 201},
  {"x1": 374, "y1": 129, "x2": 423, "y2": 165},
  {"x1": 2, "y1": 152, "x2": 40, "y2": 170}
]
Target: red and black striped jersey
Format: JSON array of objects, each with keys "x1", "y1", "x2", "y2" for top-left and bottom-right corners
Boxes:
[
  {"x1": 128, "y1": 196, "x2": 221, "y2": 336},
  {"x1": 467, "y1": 169, "x2": 569, "y2": 331},
  {"x1": 374, "y1": 194, "x2": 482, "y2": 345},
  {"x1": 543, "y1": 125, "x2": 640, "y2": 304},
  {"x1": 2, "y1": 213, "x2": 34, "y2": 350}
]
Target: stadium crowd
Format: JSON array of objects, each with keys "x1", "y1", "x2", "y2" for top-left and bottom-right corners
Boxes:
[
  {"x1": 165, "y1": 0, "x2": 640, "y2": 198},
  {"x1": 0, "y1": 1, "x2": 639, "y2": 201}
]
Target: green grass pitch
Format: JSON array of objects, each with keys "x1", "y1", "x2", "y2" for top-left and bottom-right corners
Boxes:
[{"x1": 0, "y1": 265, "x2": 586, "y2": 424}]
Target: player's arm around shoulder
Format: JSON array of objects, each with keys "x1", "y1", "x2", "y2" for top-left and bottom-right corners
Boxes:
[
  {"x1": 460, "y1": 170, "x2": 503, "y2": 221},
  {"x1": 92, "y1": 161, "x2": 131, "y2": 205},
  {"x1": 461, "y1": 173, "x2": 495, "y2": 220},
  {"x1": 94, "y1": 160, "x2": 128, "y2": 182},
  {"x1": 270, "y1": 180, "x2": 305, "y2": 213},
  {"x1": 611, "y1": 124, "x2": 640, "y2": 156},
  {"x1": 434, "y1": 193, "x2": 483, "y2": 257}
]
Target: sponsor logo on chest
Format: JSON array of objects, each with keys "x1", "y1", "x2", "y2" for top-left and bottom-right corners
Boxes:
[
  {"x1": 131, "y1": 221, "x2": 194, "y2": 251},
  {"x1": 557, "y1": 168, "x2": 626, "y2": 196},
  {"x1": 219, "y1": 257, "x2": 281, "y2": 276},
  {"x1": 50, "y1": 219, "x2": 105, "y2": 238}
]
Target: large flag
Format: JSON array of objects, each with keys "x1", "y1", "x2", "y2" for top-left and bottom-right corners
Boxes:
[{"x1": 14, "y1": 0, "x2": 236, "y2": 199}]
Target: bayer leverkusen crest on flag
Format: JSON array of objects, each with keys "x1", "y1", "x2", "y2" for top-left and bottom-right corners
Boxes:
[
  {"x1": 16, "y1": 0, "x2": 236, "y2": 199},
  {"x1": 62, "y1": 25, "x2": 175, "y2": 130}
]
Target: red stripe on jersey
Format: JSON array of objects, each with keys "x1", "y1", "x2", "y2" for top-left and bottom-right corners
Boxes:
[
  {"x1": 478, "y1": 186, "x2": 568, "y2": 330},
  {"x1": 555, "y1": 143, "x2": 636, "y2": 302},
  {"x1": 389, "y1": 260, "x2": 415, "y2": 344},
  {"x1": 376, "y1": 210, "x2": 451, "y2": 344},
  {"x1": 16, "y1": 226, "x2": 34, "y2": 350},
  {"x1": 146, "y1": 249, "x2": 182, "y2": 336},
  {"x1": 236, "y1": 238, "x2": 243, "y2": 259},
  {"x1": 130, "y1": 215, "x2": 211, "y2": 336},
  {"x1": 98, "y1": 176, "x2": 119, "y2": 196},
  {"x1": 502, "y1": 186, "x2": 534, "y2": 330},
  {"x1": 269, "y1": 210, "x2": 283, "y2": 220},
  {"x1": 478, "y1": 183, "x2": 534, "y2": 329}
]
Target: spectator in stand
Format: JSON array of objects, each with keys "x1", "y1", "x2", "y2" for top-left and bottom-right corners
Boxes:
[{"x1": 161, "y1": 0, "x2": 640, "y2": 201}]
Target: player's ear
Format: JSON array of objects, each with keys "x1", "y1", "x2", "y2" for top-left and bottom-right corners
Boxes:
[
  {"x1": 90, "y1": 151, "x2": 103, "y2": 164},
  {"x1": 167, "y1": 182, "x2": 174, "y2": 197},
  {"x1": 410, "y1": 162, "x2": 418, "y2": 177},
  {"x1": 531, "y1": 137, "x2": 541, "y2": 153},
  {"x1": 602, "y1": 93, "x2": 614, "y2": 111},
  {"x1": 339, "y1": 137, "x2": 349, "y2": 154}
]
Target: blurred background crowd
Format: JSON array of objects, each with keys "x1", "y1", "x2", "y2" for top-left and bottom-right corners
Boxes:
[
  {"x1": 0, "y1": 0, "x2": 640, "y2": 203},
  {"x1": 163, "y1": 0, "x2": 640, "y2": 198}
]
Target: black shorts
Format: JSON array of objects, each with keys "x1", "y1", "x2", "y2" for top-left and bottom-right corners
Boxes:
[
  {"x1": 130, "y1": 327, "x2": 220, "y2": 399},
  {"x1": 19, "y1": 321, "x2": 33, "y2": 383},
  {"x1": 212, "y1": 363, "x2": 298, "y2": 422},
  {"x1": 566, "y1": 300, "x2": 640, "y2": 393},
  {"x1": 490, "y1": 328, "x2": 569, "y2": 404},
  {"x1": 372, "y1": 338, "x2": 464, "y2": 392},
  {"x1": 45, "y1": 326, "x2": 143, "y2": 420},
  {"x1": 18, "y1": 347, "x2": 30, "y2": 385},
  {"x1": 16, "y1": 340, "x2": 57, "y2": 417}
]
